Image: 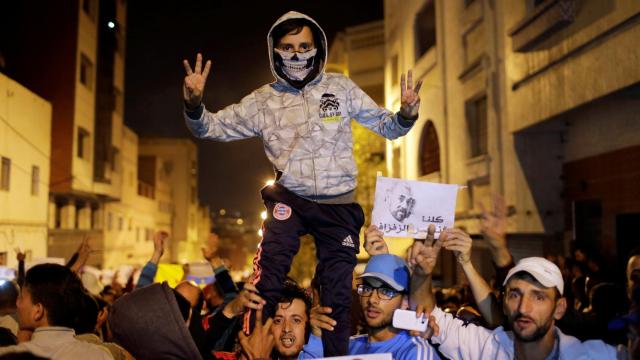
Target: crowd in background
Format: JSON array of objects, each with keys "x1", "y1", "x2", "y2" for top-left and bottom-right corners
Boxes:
[{"x1": 0, "y1": 195, "x2": 638, "y2": 359}]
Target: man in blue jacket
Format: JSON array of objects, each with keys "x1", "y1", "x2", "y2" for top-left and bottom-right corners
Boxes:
[
  {"x1": 300, "y1": 254, "x2": 439, "y2": 360},
  {"x1": 182, "y1": 11, "x2": 423, "y2": 357}
]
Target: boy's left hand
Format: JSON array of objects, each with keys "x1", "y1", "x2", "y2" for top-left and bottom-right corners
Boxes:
[{"x1": 399, "y1": 69, "x2": 423, "y2": 119}]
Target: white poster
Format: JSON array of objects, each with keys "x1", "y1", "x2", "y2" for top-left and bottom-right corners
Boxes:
[
  {"x1": 371, "y1": 176, "x2": 459, "y2": 239},
  {"x1": 321, "y1": 353, "x2": 392, "y2": 360}
]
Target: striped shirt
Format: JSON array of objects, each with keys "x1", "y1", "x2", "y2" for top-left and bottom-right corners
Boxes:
[{"x1": 300, "y1": 331, "x2": 439, "y2": 360}]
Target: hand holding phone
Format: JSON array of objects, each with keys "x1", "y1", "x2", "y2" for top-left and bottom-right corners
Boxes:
[{"x1": 392, "y1": 309, "x2": 428, "y2": 332}]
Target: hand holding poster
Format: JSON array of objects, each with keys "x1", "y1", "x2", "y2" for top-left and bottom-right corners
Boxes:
[{"x1": 371, "y1": 176, "x2": 459, "y2": 239}]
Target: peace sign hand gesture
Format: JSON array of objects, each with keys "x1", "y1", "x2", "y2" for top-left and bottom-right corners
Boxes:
[
  {"x1": 183, "y1": 53, "x2": 212, "y2": 109},
  {"x1": 399, "y1": 69, "x2": 423, "y2": 120}
]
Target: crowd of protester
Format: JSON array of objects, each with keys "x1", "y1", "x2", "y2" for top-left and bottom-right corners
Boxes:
[{"x1": 0, "y1": 196, "x2": 638, "y2": 359}]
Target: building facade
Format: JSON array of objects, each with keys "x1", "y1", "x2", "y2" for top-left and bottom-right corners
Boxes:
[
  {"x1": 0, "y1": 73, "x2": 52, "y2": 268},
  {"x1": 138, "y1": 138, "x2": 202, "y2": 263},
  {"x1": 384, "y1": 0, "x2": 640, "y2": 284},
  {"x1": 2, "y1": 0, "x2": 209, "y2": 269}
]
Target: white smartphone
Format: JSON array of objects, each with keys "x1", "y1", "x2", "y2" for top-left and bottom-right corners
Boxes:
[{"x1": 392, "y1": 309, "x2": 428, "y2": 332}]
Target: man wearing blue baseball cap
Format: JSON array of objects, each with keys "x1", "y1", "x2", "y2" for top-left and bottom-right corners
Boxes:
[{"x1": 300, "y1": 253, "x2": 440, "y2": 359}]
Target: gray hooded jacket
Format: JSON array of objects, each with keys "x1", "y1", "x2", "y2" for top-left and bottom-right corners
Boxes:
[{"x1": 185, "y1": 11, "x2": 415, "y2": 200}]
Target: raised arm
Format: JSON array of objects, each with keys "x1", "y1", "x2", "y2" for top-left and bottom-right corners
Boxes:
[
  {"x1": 440, "y1": 228, "x2": 505, "y2": 328},
  {"x1": 407, "y1": 224, "x2": 441, "y2": 313},
  {"x1": 363, "y1": 224, "x2": 389, "y2": 256},
  {"x1": 182, "y1": 53, "x2": 261, "y2": 141},
  {"x1": 135, "y1": 231, "x2": 168, "y2": 289},
  {"x1": 479, "y1": 194, "x2": 513, "y2": 268},
  {"x1": 399, "y1": 70, "x2": 423, "y2": 120},
  {"x1": 69, "y1": 236, "x2": 92, "y2": 274},
  {"x1": 15, "y1": 248, "x2": 26, "y2": 287},
  {"x1": 183, "y1": 53, "x2": 211, "y2": 111},
  {"x1": 347, "y1": 70, "x2": 423, "y2": 140}
]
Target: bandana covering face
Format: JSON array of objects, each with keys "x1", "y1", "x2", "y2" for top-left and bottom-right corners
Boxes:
[{"x1": 274, "y1": 48, "x2": 317, "y2": 81}]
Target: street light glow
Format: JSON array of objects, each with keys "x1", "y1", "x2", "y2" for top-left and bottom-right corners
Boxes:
[
  {"x1": 260, "y1": 211, "x2": 267, "y2": 220},
  {"x1": 257, "y1": 229, "x2": 263, "y2": 237},
  {"x1": 265, "y1": 179, "x2": 275, "y2": 186},
  {"x1": 236, "y1": 218, "x2": 244, "y2": 225},
  {"x1": 108, "y1": 21, "x2": 115, "y2": 29},
  {"x1": 219, "y1": 209, "x2": 226, "y2": 216}
]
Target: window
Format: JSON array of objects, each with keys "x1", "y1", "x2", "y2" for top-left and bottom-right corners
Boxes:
[
  {"x1": 466, "y1": 95, "x2": 488, "y2": 158},
  {"x1": 82, "y1": 0, "x2": 97, "y2": 21},
  {"x1": 0, "y1": 252, "x2": 6, "y2": 266},
  {"x1": 118, "y1": 216, "x2": 123, "y2": 231},
  {"x1": 80, "y1": 54, "x2": 93, "y2": 90},
  {"x1": 31, "y1": 165, "x2": 39, "y2": 195},
  {"x1": 1, "y1": 157, "x2": 10, "y2": 190},
  {"x1": 191, "y1": 186, "x2": 197, "y2": 204},
  {"x1": 107, "y1": 212, "x2": 113, "y2": 231},
  {"x1": 77, "y1": 127, "x2": 90, "y2": 159},
  {"x1": 414, "y1": 1, "x2": 437, "y2": 61},
  {"x1": 419, "y1": 121, "x2": 441, "y2": 175}
]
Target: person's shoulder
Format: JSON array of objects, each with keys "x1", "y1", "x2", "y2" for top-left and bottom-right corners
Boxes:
[
  {"x1": 556, "y1": 327, "x2": 617, "y2": 358},
  {"x1": 58, "y1": 339, "x2": 114, "y2": 359},
  {"x1": 394, "y1": 334, "x2": 433, "y2": 360},
  {"x1": 349, "y1": 333, "x2": 369, "y2": 343},
  {"x1": 0, "y1": 343, "x2": 28, "y2": 355},
  {"x1": 322, "y1": 72, "x2": 355, "y2": 86}
]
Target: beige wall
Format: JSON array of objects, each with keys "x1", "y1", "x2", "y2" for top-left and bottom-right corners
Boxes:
[
  {"x1": 504, "y1": 0, "x2": 640, "y2": 132},
  {"x1": 101, "y1": 127, "x2": 175, "y2": 268},
  {"x1": 139, "y1": 139, "x2": 200, "y2": 262},
  {"x1": 72, "y1": 1, "x2": 99, "y2": 193},
  {"x1": 0, "y1": 74, "x2": 52, "y2": 267},
  {"x1": 384, "y1": 0, "x2": 640, "y2": 283}
]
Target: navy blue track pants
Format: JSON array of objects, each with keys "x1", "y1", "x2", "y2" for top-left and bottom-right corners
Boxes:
[{"x1": 244, "y1": 183, "x2": 364, "y2": 357}]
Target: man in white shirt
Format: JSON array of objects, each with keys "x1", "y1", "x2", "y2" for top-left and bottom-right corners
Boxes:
[
  {"x1": 424, "y1": 252, "x2": 623, "y2": 359},
  {"x1": 0, "y1": 264, "x2": 113, "y2": 359}
]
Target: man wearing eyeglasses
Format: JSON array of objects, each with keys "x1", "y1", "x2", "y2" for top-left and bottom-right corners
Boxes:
[{"x1": 300, "y1": 253, "x2": 439, "y2": 359}]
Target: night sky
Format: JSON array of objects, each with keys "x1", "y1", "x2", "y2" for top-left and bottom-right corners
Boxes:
[{"x1": 125, "y1": 1, "x2": 384, "y2": 220}]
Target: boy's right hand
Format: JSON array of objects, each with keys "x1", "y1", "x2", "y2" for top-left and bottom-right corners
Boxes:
[{"x1": 183, "y1": 53, "x2": 211, "y2": 109}]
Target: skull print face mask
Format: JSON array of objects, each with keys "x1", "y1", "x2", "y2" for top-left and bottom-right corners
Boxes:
[{"x1": 274, "y1": 48, "x2": 317, "y2": 81}]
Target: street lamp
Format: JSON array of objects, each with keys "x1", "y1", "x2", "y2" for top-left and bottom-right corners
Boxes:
[
  {"x1": 257, "y1": 229, "x2": 263, "y2": 237},
  {"x1": 265, "y1": 179, "x2": 275, "y2": 186},
  {"x1": 260, "y1": 211, "x2": 267, "y2": 220}
]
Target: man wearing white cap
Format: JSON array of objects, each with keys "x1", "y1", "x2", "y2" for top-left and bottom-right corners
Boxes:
[{"x1": 425, "y1": 256, "x2": 623, "y2": 359}]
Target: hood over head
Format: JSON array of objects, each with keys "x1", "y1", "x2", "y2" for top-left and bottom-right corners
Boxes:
[
  {"x1": 268, "y1": 11, "x2": 327, "y2": 90},
  {"x1": 108, "y1": 282, "x2": 202, "y2": 360}
]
